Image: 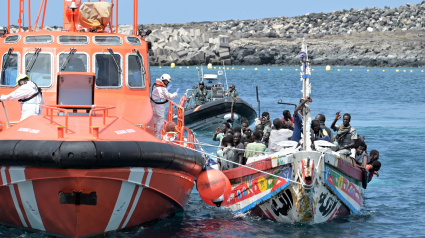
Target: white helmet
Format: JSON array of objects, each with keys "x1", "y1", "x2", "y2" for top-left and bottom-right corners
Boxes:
[{"x1": 160, "y1": 74, "x2": 172, "y2": 83}]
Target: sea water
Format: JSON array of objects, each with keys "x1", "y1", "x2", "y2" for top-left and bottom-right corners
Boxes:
[{"x1": 2, "y1": 66, "x2": 424, "y2": 237}]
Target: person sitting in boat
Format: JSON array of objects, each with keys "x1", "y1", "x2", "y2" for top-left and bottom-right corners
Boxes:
[
  {"x1": 224, "y1": 84, "x2": 239, "y2": 98},
  {"x1": 241, "y1": 119, "x2": 252, "y2": 135},
  {"x1": 233, "y1": 132, "x2": 245, "y2": 167},
  {"x1": 269, "y1": 118, "x2": 293, "y2": 153},
  {"x1": 213, "y1": 122, "x2": 230, "y2": 143},
  {"x1": 310, "y1": 120, "x2": 331, "y2": 145},
  {"x1": 366, "y1": 160, "x2": 381, "y2": 182},
  {"x1": 244, "y1": 131, "x2": 266, "y2": 158},
  {"x1": 254, "y1": 124, "x2": 265, "y2": 143},
  {"x1": 220, "y1": 135, "x2": 236, "y2": 171},
  {"x1": 281, "y1": 110, "x2": 294, "y2": 130},
  {"x1": 291, "y1": 97, "x2": 312, "y2": 143},
  {"x1": 255, "y1": 112, "x2": 272, "y2": 134},
  {"x1": 263, "y1": 132, "x2": 270, "y2": 151},
  {"x1": 315, "y1": 114, "x2": 333, "y2": 141},
  {"x1": 150, "y1": 74, "x2": 178, "y2": 139},
  {"x1": 350, "y1": 140, "x2": 369, "y2": 169},
  {"x1": 0, "y1": 74, "x2": 44, "y2": 121},
  {"x1": 330, "y1": 112, "x2": 357, "y2": 156},
  {"x1": 226, "y1": 128, "x2": 234, "y2": 137},
  {"x1": 193, "y1": 81, "x2": 211, "y2": 107},
  {"x1": 368, "y1": 150, "x2": 380, "y2": 165}
]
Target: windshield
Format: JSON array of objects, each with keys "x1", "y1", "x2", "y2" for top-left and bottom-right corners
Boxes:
[
  {"x1": 95, "y1": 54, "x2": 121, "y2": 87},
  {"x1": 127, "y1": 55, "x2": 145, "y2": 88},
  {"x1": 59, "y1": 53, "x2": 88, "y2": 72},
  {"x1": 25, "y1": 53, "x2": 51, "y2": 86},
  {"x1": 1, "y1": 54, "x2": 18, "y2": 86}
]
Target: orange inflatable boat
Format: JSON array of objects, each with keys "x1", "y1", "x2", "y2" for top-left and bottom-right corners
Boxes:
[{"x1": 0, "y1": 1, "x2": 205, "y2": 237}]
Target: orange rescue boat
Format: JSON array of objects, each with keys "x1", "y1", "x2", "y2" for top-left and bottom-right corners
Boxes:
[{"x1": 0, "y1": 1, "x2": 206, "y2": 237}]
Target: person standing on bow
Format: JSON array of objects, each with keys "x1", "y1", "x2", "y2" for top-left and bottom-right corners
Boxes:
[
  {"x1": 0, "y1": 74, "x2": 44, "y2": 121},
  {"x1": 224, "y1": 84, "x2": 239, "y2": 98},
  {"x1": 150, "y1": 74, "x2": 178, "y2": 139},
  {"x1": 193, "y1": 81, "x2": 211, "y2": 107}
]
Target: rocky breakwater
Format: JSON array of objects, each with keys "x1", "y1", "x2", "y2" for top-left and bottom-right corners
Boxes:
[
  {"x1": 146, "y1": 2, "x2": 425, "y2": 67},
  {"x1": 145, "y1": 28, "x2": 232, "y2": 66}
]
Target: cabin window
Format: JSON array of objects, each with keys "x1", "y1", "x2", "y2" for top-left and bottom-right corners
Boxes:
[
  {"x1": 59, "y1": 53, "x2": 88, "y2": 72},
  {"x1": 4, "y1": 35, "x2": 21, "y2": 44},
  {"x1": 24, "y1": 35, "x2": 54, "y2": 44},
  {"x1": 94, "y1": 53, "x2": 122, "y2": 87},
  {"x1": 126, "y1": 54, "x2": 145, "y2": 88},
  {"x1": 58, "y1": 35, "x2": 89, "y2": 45},
  {"x1": 24, "y1": 53, "x2": 52, "y2": 87},
  {"x1": 125, "y1": 36, "x2": 142, "y2": 45},
  {"x1": 93, "y1": 36, "x2": 122, "y2": 45},
  {"x1": 1, "y1": 53, "x2": 19, "y2": 86}
]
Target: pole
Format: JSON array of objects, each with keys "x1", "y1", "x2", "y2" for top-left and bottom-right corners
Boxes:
[
  {"x1": 34, "y1": 0, "x2": 45, "y2": 31},
  {"x1": 8, "y1": 0, "x2": 10, "y2": 30},
  {"x1": 41, "y1": 0, "x2": 47, "y2": 29},
  {"x1": 28, "y1": 0, "x2": 32, "y2": 32},
  {"x1": 18, "y1": 0, "x2": 24, "y2": 32},
  {"x1": 2, "y1": 102, "x2": 10, "y2": 129},
  {"x1": 256, "y1": 86, "x2": 260, "y2": 118},
  {"x1": 115, "y1": 0, "x2": 118, "y2": 33}
]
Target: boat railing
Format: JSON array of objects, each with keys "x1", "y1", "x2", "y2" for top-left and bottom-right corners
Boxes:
[
  {"x1": 40, "y1": 104, "x2": 116, "y2": 135},
  {"x1": 163, "y1": 100, "x2": 195, "y2": 149}
]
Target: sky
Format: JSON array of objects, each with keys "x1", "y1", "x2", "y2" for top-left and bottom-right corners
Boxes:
[{"x1": 0, "y1": 0, "x2": 422, "y2": 27}]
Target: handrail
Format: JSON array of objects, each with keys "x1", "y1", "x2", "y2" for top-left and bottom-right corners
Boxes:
[
  {"x1": 40, "y1": 105, "x2": 69, "y2": 133},
  {"x1": 163, "y1": 100, "x2": 197, "y2": 149},
  {"x1": 89, "y1": 106, "x2": 116, "y2": 133},
  {"x1": 40, "y1": 105, "x2": 116, "y2": 134}
]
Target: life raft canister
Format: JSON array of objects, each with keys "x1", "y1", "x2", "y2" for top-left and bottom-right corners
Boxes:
[{"x1": 179, "y1": 96, "x2": 186, "y2": 107}]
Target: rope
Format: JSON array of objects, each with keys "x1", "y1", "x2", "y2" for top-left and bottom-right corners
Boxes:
[
  {"x1": 170, "y1": 139, "x2": 274, "y2": 154},
  {"x1": 165, "y1": 139, "x2": 306, "y2": 186}
]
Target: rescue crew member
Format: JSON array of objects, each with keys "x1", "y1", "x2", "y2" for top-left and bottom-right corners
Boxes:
[
  {"x1": 0, "y1": 74, "x2": 44, "y2": 121},
  {"x1": 193, "y1": 81, "x2": 211, "y2": 107},
  {"x1": 150, "y1": 74, "x2": 178, "y2": 139},
  {"x1": 224, "y1": 84, "x2": 239, "y2": 98}
]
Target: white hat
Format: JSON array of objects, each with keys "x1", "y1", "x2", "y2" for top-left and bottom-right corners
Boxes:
[{"x1": 160, "y1": 74, "x2": 171, "y2": 82}]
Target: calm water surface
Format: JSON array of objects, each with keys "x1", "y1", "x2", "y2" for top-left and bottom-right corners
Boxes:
[{"x1": 2, "y1": 66, "x2": 424, "y2": 237}]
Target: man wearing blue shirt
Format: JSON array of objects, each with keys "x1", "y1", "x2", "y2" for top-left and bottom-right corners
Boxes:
[{"x1": 291, "y1": 97, "x2": 312, "y2": 143}]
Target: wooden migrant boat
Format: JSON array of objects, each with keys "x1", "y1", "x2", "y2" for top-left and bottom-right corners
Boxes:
[
  {"x1": 220, "y1": 39, "x2": 367, "y2": 223},
  {"x1": 0, "y1": 0, "x2": 205, "y2": 237}
]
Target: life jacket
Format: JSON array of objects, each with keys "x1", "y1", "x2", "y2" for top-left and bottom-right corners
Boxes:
[
  {"x1": 150, "y1": 81, "x2": 168, "y2": 104},
  {"x1": 197, "y1": 88, "x2": 208, "y2": 98},
  {"x1": 18, "y1": 82, "x2": 42, "y2": 102}
]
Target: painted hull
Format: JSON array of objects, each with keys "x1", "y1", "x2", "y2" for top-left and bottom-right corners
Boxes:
[
  {"x1": 0, "y1": 166, "x2": 196, "y2": 237},
  {"x1": 184, "y1": 98, "x2": 257, "y2": 131},
  {"x1": 222, "y1": 151, "x2": 365, "y2": 223}
]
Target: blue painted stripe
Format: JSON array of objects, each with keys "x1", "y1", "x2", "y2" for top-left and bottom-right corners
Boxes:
[
  {"x1": 324, "y1": 167, "x2": 360, "y2": 214},
  {"x1": 232, "y1": 181, "x2": 291, "y2": 214}
]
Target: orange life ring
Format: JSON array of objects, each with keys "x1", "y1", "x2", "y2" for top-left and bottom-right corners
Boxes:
[{"x1": 179, "y1": 96, "x2": 186, "y2": 107}]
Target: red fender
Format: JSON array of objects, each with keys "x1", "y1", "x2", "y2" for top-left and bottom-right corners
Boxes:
[{"x1": 179, "y1": 96, "x2": 186, "y2": 107}]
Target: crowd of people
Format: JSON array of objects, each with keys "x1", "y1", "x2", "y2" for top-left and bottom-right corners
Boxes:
[{"x1": 213, "y1": 97, "x2": 381, "y2": 181}]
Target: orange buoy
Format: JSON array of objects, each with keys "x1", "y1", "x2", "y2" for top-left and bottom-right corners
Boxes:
[
  {"x1": 197, "y1": 168, "x2": 226, "y2": 200},
  {"x1": 200, "y1": 174, "x2": 231, "y2": 207}
]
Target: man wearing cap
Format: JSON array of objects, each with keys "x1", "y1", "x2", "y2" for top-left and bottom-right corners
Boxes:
[
  {"x1": 225, "y1": 85, "x2": 239, "y2": 98},
  {"x1": 193, "y1": 81, "x2": 211, "y2": 107},
  {"x1": 0, "y1": 74, "x2": 44, "y2": 121},
  {"x1": 150, "y1": 73, "x2": 179, "y2": 139}
]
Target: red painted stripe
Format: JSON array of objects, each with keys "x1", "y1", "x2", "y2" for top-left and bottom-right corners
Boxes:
[
  {"x1": 335, "y1": 158, "x2": 362, "y2": 181},
  {"x1": 140, "y1": 168, "x2": 148, "y2": 185},
  {"x1": 264, "y1": 208, "x2": 276, "y2": 221},
  {"x1": 223, "y1": 159, "x2": 273, "y2": 179},
  {"x1": 118, "y1": 185, "x2": 139, "y2": 229},
  {"x1": 0, "y1": 186, "x2": 25, "y2": 227},
  {"x1": 5, "y1": 167, "x2": 11, "y2": 185},
  {"x1": 13, "y1": 183, "x2": 31, "y2": 228}
]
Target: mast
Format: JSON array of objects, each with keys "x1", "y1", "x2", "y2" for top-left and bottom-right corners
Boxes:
[{"x1": 300, "y1": 38, "x2": 311, "y2": 151}]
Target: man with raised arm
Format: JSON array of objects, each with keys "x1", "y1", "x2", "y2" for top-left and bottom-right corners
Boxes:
[{"x1": 330, "y1": 112, "x2": 357, "y2": 156}]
